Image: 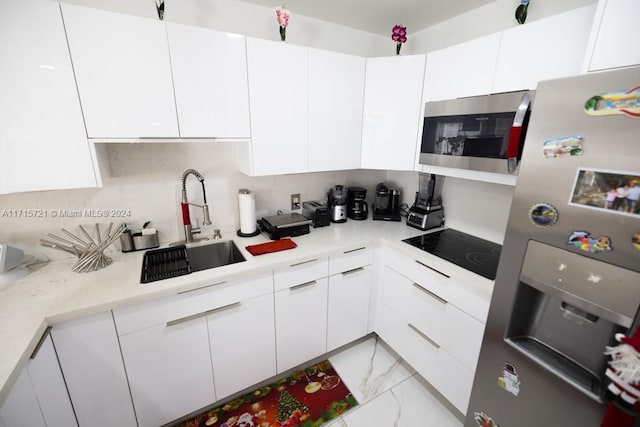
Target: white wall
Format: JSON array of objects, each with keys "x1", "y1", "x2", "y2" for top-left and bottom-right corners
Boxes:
[{"x1": 406, "y1": 0, "x2": 597, "y2": 54}]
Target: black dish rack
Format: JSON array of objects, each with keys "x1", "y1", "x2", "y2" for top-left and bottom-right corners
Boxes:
[{"x1": 140, "y1": 245, "x2": 191, "y2": 283}]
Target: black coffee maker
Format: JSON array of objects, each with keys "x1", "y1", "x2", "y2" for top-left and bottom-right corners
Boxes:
[
  {"x1": 373, "y1": 183, "x2": 401, "y2": 221},
  {"x1": 347, "y1": 187, "x2": 368, "y2": 220}
]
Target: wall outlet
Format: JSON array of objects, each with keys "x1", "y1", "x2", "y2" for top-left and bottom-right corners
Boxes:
[{"x1": 291, "y1": 193, "x2": 301, "y2": 211}]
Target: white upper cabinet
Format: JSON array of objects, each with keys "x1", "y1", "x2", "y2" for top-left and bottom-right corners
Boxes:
[
  {"x1": 424, "y1": 33, "x2": 501, "y2": 102},
  {"x1": 308, "y1": 48, "x2": 366, "y2": 172},
  {"x1": 584, "y1": 0, "x2": 640, "y2": 71},
  {"x1": 62, "y1": 4, "x2": 179, "y2": 138},
  {"x1": 361, "y1": 55, "x2": 426, "y2": 171},
  {"x1": 0, "y1": 0, "x2": 97, "y2": 194},
  {"x1": 166, "y1": 23, "x2": 250, "y2": 138},
  {"x1": 492, "y1": 5, "x2": 596, "y2": 93},
  {"x1": 244, "y1": 38, "x2": 308, "y2": 176}
]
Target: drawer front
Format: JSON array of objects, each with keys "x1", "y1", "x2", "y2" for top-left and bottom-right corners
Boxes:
[
  {"x1": 274, "y1": 256, "x2": 329, "y2": 291},
  {"x1": 329, "y1": 246, "x2": 373, "y2": 276},
  {"x1": 376, "y1": 305, "x2": 473, "y2": 414},
  {"x1": 381, "y1": 266, "x2": 484, "y2": 371},
  {"x1": 384, "y1": 248, "x2": 451, "y2": 303},
  {"x1": 114, "y1": 272, "x2": 273, "y2": 335}
]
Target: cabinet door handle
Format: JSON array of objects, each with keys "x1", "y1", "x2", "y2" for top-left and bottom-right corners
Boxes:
[
  {"x1": 290, "y1": 280, "x2": 317, "y2": 291},
  {"x1": 166, "y1": 302, "x2": 241, "y2": 327},
  {"x1": 290, "y1": 258, "x2": 318, "y2": 267},
  {"x1": 412, "y1": 283, "x2": 447, "y2": 304},
  {"x1": 407, "y1": 323, "x2": 440, "y2": 349},
  {"x1": 415, "y1": 260, "x2": 449, "y2": 278},
  {"x1": 343, "y1": 247, "x2": 366, "y2": 254},
  {"x1": 177, "y1": 281, "x2": 227, "y2": 295},
  {"x1": 30, "y1": 326, "x2": 52, "y2": 360},
  {"x1": 341, "y1": 267, "x2": 364, "y2": 276}
]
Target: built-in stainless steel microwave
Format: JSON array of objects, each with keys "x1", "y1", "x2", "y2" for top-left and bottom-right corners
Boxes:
[{"x1": 419, "y1": 91, "x2": 534, "y2": 174}]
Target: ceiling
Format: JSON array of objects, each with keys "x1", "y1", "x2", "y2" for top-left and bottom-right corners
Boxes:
[{"x1": 238, "y1": 0, "x2": 497, "y2": 36}]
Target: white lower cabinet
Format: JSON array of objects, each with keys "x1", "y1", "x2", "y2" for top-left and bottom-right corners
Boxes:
[
  {"x1": 26, "y1": 334, "x2": 77, "y2": 427},
  {"x1": 0, "y1": 370, "x2": 46, "y2": 427},
  {"x1": 51, "y1": 311, "x2": 137, "y2": 427},
  {"x1": 375, "y1": 248, "x2": 488, "y2": 414},
  {"x1": 208, "y1": 293, "x2": 276, "y2": 400},
  {"x1": 327, "y1": 247, "x2": 374, "y2": 352},
  {"x1": 275, "y1": 278, "x2": 328, "y2": 373},
  {"x1": 1, "y1": 333, "x2": 77, "y2": 427},
  {"x1": 113, "y1": 272, "x2": 275, "y2": 427},
  {"x1": 118, "y1": 317, "x2": 215, "y2": 427}
]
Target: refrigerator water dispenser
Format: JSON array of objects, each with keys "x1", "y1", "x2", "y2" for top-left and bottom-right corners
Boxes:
[{"x1": 505, "y1": 240, "x2": 640, "y2": 402}]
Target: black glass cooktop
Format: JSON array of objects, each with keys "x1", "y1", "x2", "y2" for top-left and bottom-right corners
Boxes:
[{"x1": 402, "y1": 229, "x2": 502, "y2": 280}]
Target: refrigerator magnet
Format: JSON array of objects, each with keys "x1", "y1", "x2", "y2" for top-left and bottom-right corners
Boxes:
[
  {"x1": 474, "y1": 411, "x2": 500, "y2": 427},
  {"x1": 584, "y1": 86, "x2": 640, "y2": 118},
  {"x1": 497, "y1": 362, "x2": 521, "y2": 397},
  {"x1": 528, "y1": 203, "x2": 559, "y2": 227},
  {"x1": 567, "y1": 231, "x2": 613, "y2": 253},
  {"x1": 632, "y1": 232, "x2": 640, "y2": 251},
  {"x1": 543, "y1": 136, "x2": 583, "y2": 158}
]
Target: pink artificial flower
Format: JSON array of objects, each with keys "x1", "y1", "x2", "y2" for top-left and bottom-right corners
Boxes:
[
  {"x1": 391, "y1": 25, "x2": 407, "y2": 44},
  {"x1": 275, "y1": 6, "x2": 290, "y2": 28}
]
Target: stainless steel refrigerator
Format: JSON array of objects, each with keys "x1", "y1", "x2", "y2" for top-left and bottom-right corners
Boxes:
[{"x1": 465, "y1": 66, "x2": 640, "y2": 427}]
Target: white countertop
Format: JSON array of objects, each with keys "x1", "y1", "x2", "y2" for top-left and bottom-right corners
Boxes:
[{"x1": 0, "y1": 218, "x2": 494, "y2": 402}]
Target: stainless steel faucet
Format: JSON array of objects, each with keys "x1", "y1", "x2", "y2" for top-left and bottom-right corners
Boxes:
[{"x1": 180, "y1": 169, "x2": 212, "y2": 243}]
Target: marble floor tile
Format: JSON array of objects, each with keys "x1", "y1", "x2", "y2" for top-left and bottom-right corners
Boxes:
[
  {"x1": 340, "y1": 375, "x2": 463, "y2": 427},
  {"x1": 329, "y1": 336, "x2": 415, "y2": 404}
]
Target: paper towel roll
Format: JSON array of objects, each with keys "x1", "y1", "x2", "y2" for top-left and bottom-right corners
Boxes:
[{"x1": 238, "y1": 189, "x2": 257, "y2": 234}]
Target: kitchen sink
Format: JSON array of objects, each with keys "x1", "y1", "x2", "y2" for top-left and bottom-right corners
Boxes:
[
  {"x1": 140, "y1": 240, "x2": 246, "y2": 283},
  {"x1": 186, "y1": 240, "x2": 245, "y2": 272}
]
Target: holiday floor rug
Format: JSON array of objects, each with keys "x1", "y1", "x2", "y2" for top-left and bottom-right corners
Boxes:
[{"x1": 177, "y1": 360, "x2": 358, "y2": 427}]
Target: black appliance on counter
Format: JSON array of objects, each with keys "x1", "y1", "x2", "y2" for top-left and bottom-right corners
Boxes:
[
  {"x1": 302, "y1": 201, "x2": 331, "y2": 228},
  {"x1": 372, "y1": 183, "x2": 401, "y2": 221},
  {"x1": 327, "y1": 185, "x2": 347, "y2": 223},
  {"x1": 403, "y1": 228, "x2": 501, "y2": 281},
  {"x1": 347, "y1": 187, "x2": 368, "y2": 220},
  {"x1": 259, "y1": 213, "x2": 311, "y2": 240},
  {"x1": 407, "y1": 174, "x2": 445, "y2": 231}
]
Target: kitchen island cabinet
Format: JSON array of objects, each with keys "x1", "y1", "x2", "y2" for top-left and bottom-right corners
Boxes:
[
  {"x1": 166, "y1": 23, "x2": 251, "y2": 139},
  {"x1": 360, "y1": 55, "x2": 426, "y2": 171},
  {"x1": 51, "y1": 311, "x2": 137, "y2": 427},
  {"x1": 61, "y1": 4, "x2": 178, "y2": 138},
  {"x1": 0, "y1": 0, "x2": 98, "y2": 195}
]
